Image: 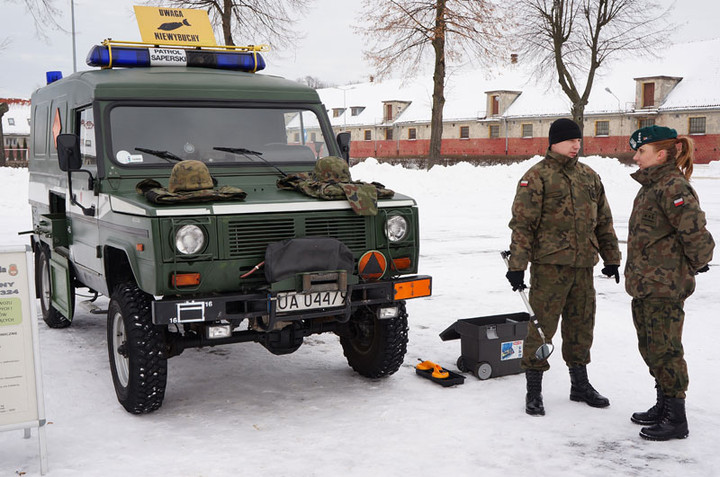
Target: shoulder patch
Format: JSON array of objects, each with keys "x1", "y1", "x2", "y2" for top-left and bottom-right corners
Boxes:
[
  {"x1": 519, "y1": 180, "x2": 529, "y2": 187},
  {"x1": 673, "y1": 196, "x2": 685, "y2": 207}
]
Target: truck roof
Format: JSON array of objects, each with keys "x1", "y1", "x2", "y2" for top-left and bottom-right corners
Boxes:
[{"x1": 32, "y1": 67, "x2": 321, "y2": 105}]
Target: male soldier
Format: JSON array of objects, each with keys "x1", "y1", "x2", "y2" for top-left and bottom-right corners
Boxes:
[{"x1": 506, "y1": 118, "x2": 622, "y2": 416}]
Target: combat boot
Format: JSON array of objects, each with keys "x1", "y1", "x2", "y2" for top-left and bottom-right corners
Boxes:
[
  {"x1": 525, "y1": 369, "x2": 545, "y2": 416},
  {"x1": 631, "y1": 382, "x2": 664, "y2": 425},
  {"x1": 569, "y1": 365, "x2": 610, "y2": 408},
  {"x1": 640, "y1": 397, "x2": 688, "y2": 441}
]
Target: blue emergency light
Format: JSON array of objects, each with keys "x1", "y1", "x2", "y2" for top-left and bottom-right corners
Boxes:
[
  {"x1": 46, "y1": 71, "x2": 63, "y2": 84},
  {"x1": 86, "y1": 43, "x2": 266, "y2": 72}
]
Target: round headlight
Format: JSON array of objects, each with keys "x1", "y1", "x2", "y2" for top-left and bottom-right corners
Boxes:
[
  {"x1": 385, "y1": 215, "x2": 408, "y2": 242},
  {"x1": 175, "y1": 225, "x2": 205, "y2": 255}
]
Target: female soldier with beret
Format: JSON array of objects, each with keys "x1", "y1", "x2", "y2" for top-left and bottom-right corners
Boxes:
[{"x1": 625, "y1": 125, "x2": 714, "y2": 441}]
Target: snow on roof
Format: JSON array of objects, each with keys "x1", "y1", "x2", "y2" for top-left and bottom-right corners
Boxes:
[
  {"x1": 0, "y1": 98, "x2": 31, "y2": 136},
  {"x1": 317, "y1": 38, "x2": 720, "y2": 124}
]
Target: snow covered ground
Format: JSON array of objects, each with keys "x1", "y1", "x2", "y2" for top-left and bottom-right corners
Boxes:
[{"x1": 2, "y1": 156, "x2": 719, "y2": 477}]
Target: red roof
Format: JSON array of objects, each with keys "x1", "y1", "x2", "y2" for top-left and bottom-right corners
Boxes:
[{"x1": 0, "y1": 98, "x2": 30, "y2": 105}]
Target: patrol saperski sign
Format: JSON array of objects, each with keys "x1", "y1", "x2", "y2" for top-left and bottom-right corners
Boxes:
[{"x1": 133, "y1": 5, "x2": 217, "y2": 46}]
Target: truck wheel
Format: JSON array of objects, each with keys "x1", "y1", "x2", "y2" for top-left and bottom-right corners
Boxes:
[
  {"x1": 36, "y1": 246, "x2": 74, "y2": 328},
  {"x1": 107, "y1": 282, "x2": 167, "y2": 414},
  {"x1": 340, "y1": 302, "x2": 408, "y2": 379}
]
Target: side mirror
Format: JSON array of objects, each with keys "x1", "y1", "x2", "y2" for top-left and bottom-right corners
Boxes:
[
  {"x1": 336, "y1": 132, "x2": 351, "y2": 162},
  {"x1": 56, "y1": 133, "x2": 95, "y2": 216},
  {"x1": 57, "y1": 133, "x2": 82, "y2": 171}
]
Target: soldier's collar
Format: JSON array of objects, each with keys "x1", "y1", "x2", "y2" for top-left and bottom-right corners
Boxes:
[
  {"x1": 546, "y1": 149, "x2": 578, "y2": 169},
  {"x1": 631, "y1": 161, "x2": 678, "y2": 185}
]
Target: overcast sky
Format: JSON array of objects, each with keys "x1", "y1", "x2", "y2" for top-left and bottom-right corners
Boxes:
[{"x1": 0, "y1": 0, "x2": 718, "y2": 99}]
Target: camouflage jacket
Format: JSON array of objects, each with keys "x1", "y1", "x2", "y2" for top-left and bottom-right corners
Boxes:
[
  {"x1": 136, "y1": 178, "x2": 247, "y2": 204},
  {"x1": 277, "y1": 174, "x2": 394, "y2": 216},
  {"x1": 276, "y1": 156, "x2": 394, "y2": 216},
  {"x1": 625, "y1": 161, "x2": 714, "y2": 299},
  {"x1": 508, "y1": 150, "x2": 621, "y2": 270}
]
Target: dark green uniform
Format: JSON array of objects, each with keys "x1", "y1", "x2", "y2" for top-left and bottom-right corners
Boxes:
[
  {"x1": 625, "y1": 161, "x2": 714, "y2": 398},
  {"x1": 509, "y1": 150, "x2": 621, "y2": 370}
]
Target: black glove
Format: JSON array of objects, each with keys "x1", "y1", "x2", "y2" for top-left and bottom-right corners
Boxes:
[
  {"x1": 506, "y1": 270, "x2": 526, "y2": 291},
  {"x1": 601, "y1": 264, "x2": 620, "y2": 283},
  {"x1": 696, "y1": 264, "x2": 710, "y2": 274}
]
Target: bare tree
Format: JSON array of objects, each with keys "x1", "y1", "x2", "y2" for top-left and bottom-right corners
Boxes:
[
  {"x1": 144, "y1": 0, "x2": 311, "y2": 48},
  {"x1": 358, "y1": 0, "x2": 508, "y2": 163},
  {"x1": 516, "y1": 0, "x2": 672, "y2": 135},
  {"x1": 297, "y1": 76, "x2": 331, "y2": 89},
  {"x1": 1, "y1": 0, "x2": 61, "y2": 44}
]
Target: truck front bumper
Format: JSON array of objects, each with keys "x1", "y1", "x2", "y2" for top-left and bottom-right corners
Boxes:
[{"x1": 152, "y1": 275, "x2": 431, "y2": 327}]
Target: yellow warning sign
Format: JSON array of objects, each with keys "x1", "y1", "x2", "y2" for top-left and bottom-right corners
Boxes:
[{"x1": 133, "y1": 5, "x2": 217, "y2": 46}]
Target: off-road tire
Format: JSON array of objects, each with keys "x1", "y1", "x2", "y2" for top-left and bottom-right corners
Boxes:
[
  {"x1": 36, "y1": 246, "x2": 74, "y2": 328},
  {"x1": 340, "y1": 302, "x2": 408, "y2": 378},
  {"x1": 107, "y1": 281, "x2": 167, "y2": 414}
]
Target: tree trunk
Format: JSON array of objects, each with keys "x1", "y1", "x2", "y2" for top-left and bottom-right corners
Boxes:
[
  {"x1": 428, "y1": 0, "x2": 446, "y2": 167},
  {"x1": 571, "y1": 101, "x2": 586, "y2": 155},
  {"x1": 221, "y1": 0, "x2": 235, "y2": 46}
]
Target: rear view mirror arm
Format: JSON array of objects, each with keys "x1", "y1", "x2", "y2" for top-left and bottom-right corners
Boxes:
[{"x1": 67, "y1": 169, "x2": 96, "y2": 216}]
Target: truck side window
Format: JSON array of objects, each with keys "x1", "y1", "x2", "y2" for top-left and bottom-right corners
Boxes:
[
  {"x1": 79, "y1": 108, "x2": 97, "y2": 167},
  {"x1": 33, "y1": 104, "x2": 48, "y2": 157}
]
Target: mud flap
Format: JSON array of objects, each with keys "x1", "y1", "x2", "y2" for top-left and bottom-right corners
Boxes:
[{"x1": 49, "y1": 253, "x2": 73, "y2": 320}]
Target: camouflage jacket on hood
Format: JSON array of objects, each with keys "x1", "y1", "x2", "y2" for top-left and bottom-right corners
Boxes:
[
  {"x1": 625, "y1": 161, "x2": 714, "y2": 299},
  {"x1": 508, "y1": 150, "x2": 621, "y2": 271},
  {"x1": 276, "y1": 156, "x2": 394, "y2": 216}
]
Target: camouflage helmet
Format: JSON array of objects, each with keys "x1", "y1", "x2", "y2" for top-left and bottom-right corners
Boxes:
[
  {"x1": 312, "y1": 156, "x2": 351, "y2": 183},
  {"x1": 168, "y1": 160, "x2": 214, "y2": 193}
]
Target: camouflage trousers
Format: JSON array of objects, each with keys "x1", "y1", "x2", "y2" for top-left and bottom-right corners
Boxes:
[
  {"x1": 522, "y1": 264, "x2": 596, "y2": 371},
  {"x1": 631, "y1": 298, "x2": 688, "y2": 399}
]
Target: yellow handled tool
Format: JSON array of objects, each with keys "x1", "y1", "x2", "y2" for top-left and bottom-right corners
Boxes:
[{"x1": 416, "y1": 359, "x2": 449, "y2": 379}]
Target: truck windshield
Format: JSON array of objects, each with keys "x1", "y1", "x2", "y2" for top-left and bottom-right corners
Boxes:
[{"x1": 109, "y1": 105, "x2": 329, "y2": 167}]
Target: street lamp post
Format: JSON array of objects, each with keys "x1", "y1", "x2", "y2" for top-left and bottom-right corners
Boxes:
[
  {"x1": 71, "y1": 0, "x2": 77, "y2": 73},
  {"x1": 604, "y1": 87, "x2": 621, "y2": 111},
  {"x1": 337, "y1": 85, "x2": 356, "y2": 131},
  {"x1": 605, "y1": 87, "x2": 623, "y2": 136}
]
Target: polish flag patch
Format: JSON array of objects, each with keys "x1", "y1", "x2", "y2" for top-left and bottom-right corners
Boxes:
[
  {"x1": 674, "y1": 197, "x2": 685, "y2": 207},
  {"x1": 520, "y1": 180, "x2": 529, "y2": 187}
]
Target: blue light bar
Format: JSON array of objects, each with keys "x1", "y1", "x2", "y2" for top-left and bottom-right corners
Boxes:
[
  {"x1": 85, "y1": 45, "x2": 266, "y2": 72},
  {"x1": 46, "y1": 71, "x2": 63, "y2": 84}
]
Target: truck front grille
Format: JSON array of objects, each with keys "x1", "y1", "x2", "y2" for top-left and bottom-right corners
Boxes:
[
  {"x1": 227, "y1": 218, "x2": 295, "y2": 260},
  {"x1": 305, "y1": 216, "x2": 367, "y2": 250},
  {"x1": 226, "y1": 214, "x2": 368, "y2": 260}
]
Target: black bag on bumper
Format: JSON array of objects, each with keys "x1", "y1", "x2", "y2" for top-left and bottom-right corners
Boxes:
[{"x1": 264, "y1": 237, "x2": 354, "y2": 283}]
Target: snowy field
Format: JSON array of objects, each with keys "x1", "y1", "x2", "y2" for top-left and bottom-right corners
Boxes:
[{"x1": 2, "y1": 156, "x2": 719, "y2": 477}]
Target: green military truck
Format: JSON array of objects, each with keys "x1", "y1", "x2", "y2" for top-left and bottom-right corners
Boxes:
[{"x1": 28, "y1": 41, "x2": 431, "y2": 414}]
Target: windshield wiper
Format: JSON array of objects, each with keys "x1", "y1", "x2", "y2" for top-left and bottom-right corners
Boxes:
[
  {"x1": 135, "y1": 147, "x2": 184, "y2": 162},
  {"x1": 213, "y1": 146, "x2": 287, "y2": 177}
]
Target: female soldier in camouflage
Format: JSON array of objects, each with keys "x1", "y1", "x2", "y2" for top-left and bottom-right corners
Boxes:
[{"x1": 626, "y1": 125, "x2": 714, "y2": 441}]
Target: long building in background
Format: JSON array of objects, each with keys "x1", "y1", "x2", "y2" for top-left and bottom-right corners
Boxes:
[{"x1": 318, "y1": 39, "x2": 720, "y2": 164}]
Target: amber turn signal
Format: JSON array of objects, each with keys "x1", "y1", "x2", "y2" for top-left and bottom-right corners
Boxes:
[
  {"x1": 391, "y1": 257, "x2": 412, "y2": 270},
  {"x1": 172, "y1": 272, "x2": 201, "y2": 287}
]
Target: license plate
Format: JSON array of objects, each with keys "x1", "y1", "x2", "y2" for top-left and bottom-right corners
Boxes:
[{"x1": 275, "y1": 290, "x2": 347, "y2": 313}]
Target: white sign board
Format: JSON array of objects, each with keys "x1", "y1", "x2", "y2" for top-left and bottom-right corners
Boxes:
[{"x1": 0, "y1": 246, "x2": 48, "y2": 474}]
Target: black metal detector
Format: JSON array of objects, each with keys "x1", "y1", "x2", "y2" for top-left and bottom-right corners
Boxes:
[{"x1": 501, "y1": 251, "x2": 555, "y2": 360}]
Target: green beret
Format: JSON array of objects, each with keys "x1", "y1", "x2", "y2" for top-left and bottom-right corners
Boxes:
[{"x1": 629, "y1": 125, "x2": 677, "y2": 150}]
